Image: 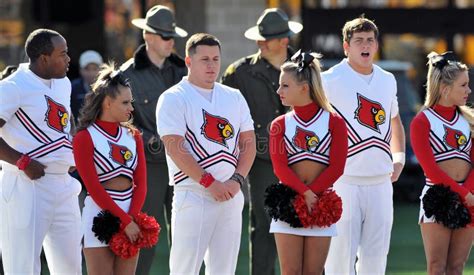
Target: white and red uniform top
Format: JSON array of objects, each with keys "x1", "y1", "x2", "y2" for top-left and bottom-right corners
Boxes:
[
  {"x1": 73, "y1": 120, "x2": 147, "y2": 226},
  {"x1": 410, "y1": 105, "x2": 474, "y2": 197},
  {"x1": 284, "y1": 107, "x2": 332, "y2": 166},
  {"x1": 0, "y1": 63, "x2": 73, "y2": 172},
  {"x1": 87, "y1": 122, "x2": 138, "y2": 183},
  {"x1": 156, "y1": 78, "x2": 254, "y2": 186},
  {"x1": 270, "y1": 102, "x2": 348, "y2": 195},
  {"x1": 322, "y1": 59, "x2": 399, "y2": 179}
]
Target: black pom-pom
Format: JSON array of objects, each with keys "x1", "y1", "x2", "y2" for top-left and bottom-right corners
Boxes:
[
  {"x1": 92, "y1": 210, "x2": 121, "y2": 244},
  {"x1": 422, "y1": 185, "x2": 471, "y2": 229},
  {"x1": 264, "y1": 183, "x2": 302, "y2": 228}
]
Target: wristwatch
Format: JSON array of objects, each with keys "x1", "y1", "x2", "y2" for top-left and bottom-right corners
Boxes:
[{"x1": 230, "y1": 173, "x2": 245, "y2": 187}]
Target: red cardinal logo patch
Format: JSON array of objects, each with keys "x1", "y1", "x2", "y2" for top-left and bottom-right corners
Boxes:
[
  {"x1": 292, "y1": 126, "x2": 319, "y2": 152},
  {"x1": 443, "y1": 125, "x2": 467, "y2": 151},
  {"x1": 108, "y1": 141, "x2": 133, "y2": 165},
  {"x1": 354, "y1": 93, "x2": 386, "y2": 133},
  {"x1": 201, "y1": 110, "x2": 234, "y2": 147},
  {"x1": 44, "y1": 96, "x2": 69, "y2": 133}
]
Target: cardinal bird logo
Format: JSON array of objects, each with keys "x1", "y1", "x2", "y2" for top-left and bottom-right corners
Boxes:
[
  {"x1": 443, "y1": 125, "x2": 467, "y2": 151},
  {"x1": 201, "y1": 110, "x2": 234, "y2": 147},
  {"x1": 354, "y1": 93, "x2": 386, "y2": 133},
  {"x1": 44, "y1": 96, "x2": 69, "y2": 133},
  {"x1": 292, "y1": 126, "x2": 319, "y2": 152},
  {"x1": 109, "y1": 141, "x2": 133, "y2": 165}
]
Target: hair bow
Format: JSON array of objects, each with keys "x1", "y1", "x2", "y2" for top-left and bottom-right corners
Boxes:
[
  {"x1": 291, "y1": 50, "x2": 314, "y2": 73},
  {"x1": 109, "y1": 70, "x2": 129, "y2": 86},
  {"x1": 430, "y1": 51, "x2": 456, "y2": 70}
]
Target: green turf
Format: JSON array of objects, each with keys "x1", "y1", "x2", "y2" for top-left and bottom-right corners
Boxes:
[
  {"x1": 387, "y1": 203, "x2": 474, "y2": 275},
  {"x1": 31, "y1": 202, "x2": 474, "y2": 274},
  {"x1": 151, "y1": 203, "x2": 474, "y2": 275}
]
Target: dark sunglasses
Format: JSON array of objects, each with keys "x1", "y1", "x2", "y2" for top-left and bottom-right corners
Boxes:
[
  {"x1": 160, "y1": 35, "x2": 173, "y2": 41},
  {"x1": 145, "y1": 31, "x2": 173, "y2": 41}
]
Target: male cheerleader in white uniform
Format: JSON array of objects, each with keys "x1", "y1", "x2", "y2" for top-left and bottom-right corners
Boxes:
[
  {"x1": 157, "y1": 33, "x2": 256, "y2": 275},
  {"x1": 0, "y1": 29, "x2": 82, "y2": 275},
  {"x1": 323, "y1": 17, "x2": 406, "y2": 275}
]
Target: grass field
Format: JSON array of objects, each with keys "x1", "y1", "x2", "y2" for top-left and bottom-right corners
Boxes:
[
  {"x1": 18, "y1": 202, "x2": 474, "y2": 274},
  {"x1": 386, "y1": 203, "x2": 474, "y2": 275},
  {"x1": 151, "y1": 202, "x2": 474, "y2": 275}
]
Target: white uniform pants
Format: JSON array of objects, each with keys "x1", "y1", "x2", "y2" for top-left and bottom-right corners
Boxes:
[
  {"x1": 0, "y1": 169, "x2": 82, "y2": 275},
  {"x1": 169, "y1": 186, "x2": 244, "y2": 275},
  {"x1": 325, "y1": 175, "x2": 393, "y2": 275}
]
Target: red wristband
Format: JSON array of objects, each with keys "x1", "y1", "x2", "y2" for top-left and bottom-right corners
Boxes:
[
  {"x1": 16, "y1": 154, "x2": 31, "y2": 171},
  {"x1": 199, "y1": 172, "x2": 215, "y2": 188}
]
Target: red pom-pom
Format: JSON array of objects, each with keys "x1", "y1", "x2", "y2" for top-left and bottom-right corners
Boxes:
[
  {"x1": 293, "y1": 196, "x2": 314, "y2": 227},
  {"x1": 313, "y1": 190, "x2": 343, "y2": 227},
  {"x1": 108, "y1": 212, "x2": 160, "y2": 258},
  {"x1": 293, "y1": 190, "x2": 343, "y2": 228},
  {"x1": 134, "y1": 212, "x2": 161, "y2": 248},
  {"x1": 109, "y1": 232, "x2": 139, "y2": 259}
]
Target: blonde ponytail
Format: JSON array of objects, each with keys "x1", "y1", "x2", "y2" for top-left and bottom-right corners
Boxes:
[
  {"x1": 281, "y1": 52, "x2": 334, "y2": 113},
  {"x1": 424, "y1": 51, "x2": 474, "y2": 134}
]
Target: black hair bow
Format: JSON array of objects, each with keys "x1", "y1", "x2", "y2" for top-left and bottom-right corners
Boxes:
[
  {"x1": 109, "y1": 70, "x2": 129, "y2": 86},
  {"x1": 429, "y1": 51, "x2": 456, "y2": 70},
  {"x1": 291, "y1": 50, "x2": 314, "y2": 73}
]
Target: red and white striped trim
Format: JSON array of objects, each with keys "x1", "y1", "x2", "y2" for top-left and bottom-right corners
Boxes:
[
  {"x1": 427, "y1": 108, "x2": 459, "y2": 126},
  {"x1": 434, "y1": 151, "x2": 471, "y2": 163},
  {"x1": 429, "y1": 129, "x2": 471, "y2": 157},
  {"x1": 15, "y1": 108, "x2": 52, "y2": 144},
  {"x1": 292, "y1": 108, "x2": 324, "y2": 128},
  {"x1": 346, "y1": 124, "x2": 362, "y2": 144},
  {"x1": 185, "y1": 130, "x2": 209, "y2": 159},
  {"x1": 27, "y1": 137, "x2": 72, "y2": 158},
  {"x1": 429, "y1": 131, "x2": 447, "y2": 153},
  {"x1": 288, "y1": 152, "x2": 329, "y2": 165},
  {"x1": 105, "y1": 187, "x2": 134, "y2": 201},
  {"x1": 425, "y1": 178, "x2": 464, "y2": 186},
  {"x1": 465, "y1": 139, "x2": 472, "y2": 153},
  {"x1": 284, "y1": 131, "x2": 331, "y2": 164},
  {"x1": 232, "y1": 131, "x2": 240, "y2": 157},
  {"x1": 284, "y1": 136, "x2": 298, "y2": 155},
  {"x1": 316, "y1": 135, "x2": 331, "y2": 154},
  {"x1": 384, "y1": 123, "x2": 393, "y2": 143},
  {"x1": 93, "y1": 149, "x2": 114, "y2": 172},
  {"x1": 332, "y1": 106, "x2": 362, "y2": 144},
  {"x1": 93, "y1": 147, "x2": 137, "y2": 181},
  {"x1": 98, "y1": 167, "x2": 134, "y2": 182},
  {"x1": 348, "y1": 137, "x2": 391, "y2": 158},
  {"x1": 173, "y1": 151, "x2": 238, "y2": 184},
  {"x1": 92, "y1": 123, "x2": 123, "y2": 143}
]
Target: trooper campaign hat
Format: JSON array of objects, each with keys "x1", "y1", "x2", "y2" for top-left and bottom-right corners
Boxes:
[
  {"x1": 132, "y1": 5, "x2": 188, "y2": 38},
  {"x1": 244, "y1": 8, "x2": 303, "y2": 41}
]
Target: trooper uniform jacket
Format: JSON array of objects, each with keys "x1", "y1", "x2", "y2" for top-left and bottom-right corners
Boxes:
[
  {"x1": 121, "y1": 44, "x2": 187, "y2": 163},
  {"x1": 221, "y1": 49, "x2": 294, "y2": 161}
]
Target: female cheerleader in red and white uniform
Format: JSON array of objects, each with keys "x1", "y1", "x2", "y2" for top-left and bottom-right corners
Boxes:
[
  {"x1": 73, "y1": 63, "x2": 147, "y2": 275},
  {"x1": 269, "y1": 51, "x2": 348, "y2": 275},
  {"x1": 411, "y1": 52, "x2": 474, "y2": 275}
]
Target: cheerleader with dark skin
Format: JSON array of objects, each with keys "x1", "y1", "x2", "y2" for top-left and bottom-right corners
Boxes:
[
  {"x1": 410, "y1": 52, "x2": 474, "y2": 275},
  {"x1": 269, "y1": 52, "x2": 348, "y2": 275},
  {"x1": 73, "y1": 63, "x2": 147, "y2": 275}
]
